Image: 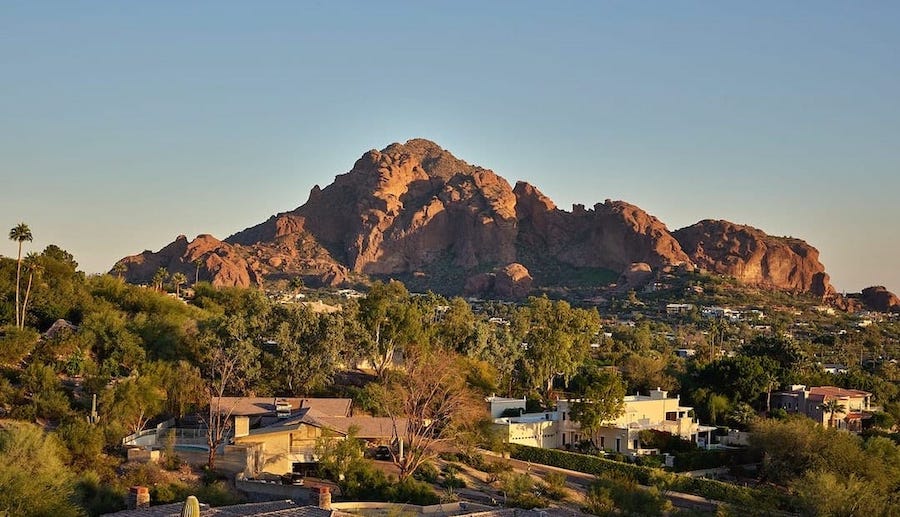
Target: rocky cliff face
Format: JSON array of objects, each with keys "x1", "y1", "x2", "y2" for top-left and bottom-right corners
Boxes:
[
  {"x1": 115, "y1": 234, "x2": 262, "y2": 288},
  {"x1": 514, "y1": 181, "x2": 691, "y2": 273},
  {"x1": 114, "y1": 139, "x2": 838, "y2": 298},
  {"x1": 861, "y1": 286, "x2": 900, "y2": 313},
  {"x1": 673, "y1": 220, "x2": 834, "y2": 295}
]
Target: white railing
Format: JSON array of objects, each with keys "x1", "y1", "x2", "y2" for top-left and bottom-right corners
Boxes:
[{"x1": 121, "y1": 418, "x2": 176, "y2": 446}]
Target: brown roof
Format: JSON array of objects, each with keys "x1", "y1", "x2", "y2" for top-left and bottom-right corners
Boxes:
[
  {"x1": 211, "y1": 398, "x2": 351, "y2": 417},
  {"x1": 808, "y1": 386, "x2": 871, "y2": 400},
  {"x1": 240, "y1": 408, "x2": 402, "y2": 440},
  {"x1": 317, "y1": 416, "x2": 403, "y2": 440}
]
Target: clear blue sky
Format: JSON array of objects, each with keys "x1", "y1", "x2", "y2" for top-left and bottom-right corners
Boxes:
[{"x1": 2, "y1": 1, "x2": 898, "y2": 293}]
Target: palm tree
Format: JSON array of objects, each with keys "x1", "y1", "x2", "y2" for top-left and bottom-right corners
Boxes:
[
  {"x1": 822, "y1": 399, "x2": 846, "y2": 429},
  {"x1": 21, "y1": 252, "x2": 42, "y2": 327},
  {"x1": 112, "y1": 262, "x2": 127, "y2": 280},
  {"x1": 193, "y1": 259, "x2": 203, "y2": 284},
  {"x1": 8, "y1": 223, "x2": 33, "y2": 328},
  {"x1": 171, "y1": 272, "x2": 188, "y2": 297},
  {"x1": 152, "y1": 267, "x2": 169, "y2": 292}
]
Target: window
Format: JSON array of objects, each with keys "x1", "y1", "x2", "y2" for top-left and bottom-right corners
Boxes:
[
  {"x1": 665, "y1": 412, "x2": 677, "y2": 421},
  {"x1": 633, "y1": 439, "x2": 639, "y2": 450}
]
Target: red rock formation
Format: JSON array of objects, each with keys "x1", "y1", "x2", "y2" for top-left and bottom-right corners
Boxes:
[
  {"x1": 618, "y1": 263, "x2": 654, "y2": 289},
  {"x1": 514, "y1": 182, "x2": 691, "y2": 272},
  {"x1": 464, "y1": 263, "x2": 533, "y2": 299},
  {"x1": 861, "y1": 286, "x2": 900, "y2": 313},
  {"x1": 115, "y1": 234, "x2": 261, "y2": 288},
  {"x1": 114, "y1": 139, "x2": 840, "y2": 296},
  {"x1": 673, "y1": 220, "x2": 835, "y2": 295}
]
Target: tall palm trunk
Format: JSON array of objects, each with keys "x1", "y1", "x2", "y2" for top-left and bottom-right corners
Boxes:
[
  {"x1": 14, "y1": 241, "x2": 23, "y2": 327},
  {"x1": 21, "y1": 271, "x2": 34, "y2": 329}
]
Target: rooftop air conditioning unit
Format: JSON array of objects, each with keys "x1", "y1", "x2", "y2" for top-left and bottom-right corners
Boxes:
[{"x1": 275, "y1": 399, "x2": 292, "y2": 419}]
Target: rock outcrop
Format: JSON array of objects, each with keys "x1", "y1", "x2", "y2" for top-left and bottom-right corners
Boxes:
[
  {"x1": 860, "y1": 286, "x2": 900, "y2": 313},
  {"x1": 114, "y1": 234, "x2": 262, "y2": 288},
  {"x1": 114, "y1": 139, "x2": 840, "y2": 297},
  {"x1": 618, "y1": 263, "x2": 654, "y2": 290},
  {"x1": 673, "y1": 220, "x2": 835, "y2": 295}
]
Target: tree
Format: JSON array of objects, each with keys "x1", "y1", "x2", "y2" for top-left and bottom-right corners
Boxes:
[
  {"x1": 99, "y1": 375, "x2": 165, "y2": 435},
  {"x1": 823, "y1": 399, "x2": 846, "y2": 429},
  {"x1": 8, "y1": 222, "x2": 33, "y2": 329},
  {"x1": 269, "y1": 305, "x2": 342, "y2": 395},
  {"x1": 152, "y1": 267, "x2": 169, "y2": 292},
  {"x1": 357, "y1": 281, "x2": 424, "y2": 377},
  {"x1": 193, "y1": 259, "x2": 203, "y2": 284},
  {"x1": 315, "y1": 425, "x2": 367, "y2": 497},
  {"x1": 200, "y1": 332, "x2": 260, "y2": 470},
  {"x1": 380, "y1": 346, "x2": 481, "y2": 480},
  {"x1": 112, "y1": 262, "x2": 127, "y2": 280},
  {"x1": 569, "y1": 367, "x2": 626, "y2": 449},
  {"x1": 520, "y1": 297, "x2": 600, "y2": 395},
  {"x1": 794, "y1": 470, "x2": 888, "y2": 516},
  {"x1": 171, "y1": 272, "x2": 188, "y2": 297},
  {"x1": 0, "y1": 420, "x2": 81, "y2": 517},
  {"x1": 20, "y1": 252, "x2": 42, "y2": 327}
]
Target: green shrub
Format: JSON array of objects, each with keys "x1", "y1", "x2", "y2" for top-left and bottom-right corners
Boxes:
[
  {"x1": 413, "y1": 461, "x2": 440, "y2": 483},
  {"x1": 509, "y1": 445, "x2": 793, "y2": 511},
  {"x1": 539, "y1": 471, "x2": 568, "y2": 501},
  {"x1": 389, "y1": 477, "x2": 439, "y2": 505}
]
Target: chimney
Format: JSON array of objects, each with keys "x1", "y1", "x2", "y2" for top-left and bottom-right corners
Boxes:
[
  {"x1": 127, "y1": 486, "x2": 150, "y2": 509},
  {"x1": 317, "y1": 486, "x2": 332, "y2": 510}
]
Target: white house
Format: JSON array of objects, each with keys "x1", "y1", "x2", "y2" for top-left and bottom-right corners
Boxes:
[{"x1": 489, "y1": 389, "x2": 715, "y2": 456}]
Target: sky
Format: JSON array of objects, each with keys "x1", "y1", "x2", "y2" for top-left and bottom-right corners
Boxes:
[{"x1": 1, "y1": 1, "x2": 898, "y2": 294}]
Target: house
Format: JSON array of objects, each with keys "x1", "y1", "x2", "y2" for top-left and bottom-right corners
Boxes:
[
  {"x1": 231, "y1": 406, "x2": 402, "y2": 477},
  {"x1": 558, "y1": 389, "x2": 715, "y2": 454},
  {"x1": 771, "y1": 385, "x2": 873, "y2": 431},
  {"x1": 674, "y1": 348, "x2": 697, "y2": 358},
  {"x1": 211, "y1": 397, "x2": 352, "y2": 429},
  {"x1": 489, "y1": 389, "x2": 715, "y2": 456},
  {"x1": 666, "y1": 303, "x2": 694, "y2": 316}
]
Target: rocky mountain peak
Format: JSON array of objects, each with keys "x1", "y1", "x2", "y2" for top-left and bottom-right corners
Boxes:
[{"x1": 114, "y1": 139, "x2": 842, "y2": 299}]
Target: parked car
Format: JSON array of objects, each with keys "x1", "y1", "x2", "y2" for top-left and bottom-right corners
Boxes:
[{"x1": 374, "y1": 445, "x2": 392, "y2": 460}]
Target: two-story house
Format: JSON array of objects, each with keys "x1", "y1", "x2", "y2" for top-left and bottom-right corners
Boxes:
[
  {"x1": 488, "y1": 389, "x2": 715, "y2": 456},
  {"x1": 771, "y1": 385, "x2": 873, "y2": 431}
]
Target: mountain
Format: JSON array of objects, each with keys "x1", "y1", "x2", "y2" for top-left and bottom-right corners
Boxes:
[
  {"x1": 672, "y1": 220, "x2": 834, "y2": 296},
  {"x1": 113, "y1": 139, "x2": 839, "y2": 299}
]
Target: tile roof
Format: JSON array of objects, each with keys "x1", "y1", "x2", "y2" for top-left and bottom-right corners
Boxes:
[{"x1": 807, "y1": 386, "x2": 871, "y2": 399}]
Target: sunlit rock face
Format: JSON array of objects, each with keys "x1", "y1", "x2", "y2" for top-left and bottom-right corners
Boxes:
[{"x1": 115, "y1": 139, "x2": 836, "y2": 297}]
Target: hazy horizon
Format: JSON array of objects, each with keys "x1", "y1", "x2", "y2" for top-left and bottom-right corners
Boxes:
[{"x1": 2, "y1": 1, "x2": 898, "y2": 294}]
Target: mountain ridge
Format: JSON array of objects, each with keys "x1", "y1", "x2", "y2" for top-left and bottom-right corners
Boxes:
[{"x1": 115, "y1": 139, "x2": 852, "y2": 302}]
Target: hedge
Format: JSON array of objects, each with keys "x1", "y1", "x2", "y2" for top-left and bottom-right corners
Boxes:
[
  {"x1": 509, "y1": 445, "x2": 796, "y2": 512},
  {"x1": 672, "y1": 447, "x2": 760, "y2": 472},
  {"x1": 509, "y1": 444, "x2": 654, "y2": 484}
]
